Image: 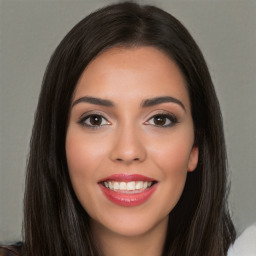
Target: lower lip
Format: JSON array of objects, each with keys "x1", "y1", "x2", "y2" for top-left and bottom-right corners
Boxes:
[{"x1": 99, "y1": 183, "x2": 157, "y2": 207}]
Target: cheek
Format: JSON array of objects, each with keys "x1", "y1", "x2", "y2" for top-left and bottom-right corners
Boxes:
[
  {"x1": 153, "y1": 149, "x2": 189, "y2": 213},
  {"x1": 66, "y1": 135, "x2": 89, "y2": 177},
  {"x1": 147, "y1": 130, "x2": 194, "y2": 210},
  {"x1": 66, "y1": 131, "x2": 107, "y2": 176},
  {"x1": 65, "y1": 132, "x2": 107, "y2": 214},
  {"x1": 149, "y1": 131, "x2": 194, "y2": 176},
  {"x1": 65, "y1": 133, "x2": 101, "y2": 200},
  {"x1": 156, "y1": 142, "x2": 189, "y2": 190}
]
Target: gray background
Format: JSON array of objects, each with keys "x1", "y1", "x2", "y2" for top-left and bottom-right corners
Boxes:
[{"x1": 0, "y1": 0, "x2": 255, "y2": 243}]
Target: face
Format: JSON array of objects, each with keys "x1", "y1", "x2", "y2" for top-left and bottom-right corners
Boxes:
[{"x1": 66, "y1": 46, "x2": 198, "y2": 238}]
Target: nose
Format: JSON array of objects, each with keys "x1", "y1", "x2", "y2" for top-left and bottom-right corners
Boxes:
[{"x1": 109, "y1": 125, "x2": 147, "y2": 165}]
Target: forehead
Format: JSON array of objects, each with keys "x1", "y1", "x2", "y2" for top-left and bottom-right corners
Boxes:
[{"x1": 74, "y1": 46, "x2": 190, "y2": 109}]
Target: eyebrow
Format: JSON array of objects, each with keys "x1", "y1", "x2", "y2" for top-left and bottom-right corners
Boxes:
[
  {"x1": 141, "y1": 96, "x2": 185, "y2": 110},
  {"x1": 72, "y1": 96, "x2": 185, "y2": 110},
  {"x1": 72, "y1": 96, "x2": 114, "y2": 107}
]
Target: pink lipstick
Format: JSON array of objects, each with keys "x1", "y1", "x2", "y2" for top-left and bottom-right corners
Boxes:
[{"x1": 99, "y1": 174, "x2": 157, "y2": 207}]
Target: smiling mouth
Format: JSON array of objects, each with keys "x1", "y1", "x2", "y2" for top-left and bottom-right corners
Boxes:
[
  {"x1": 98, "y1": 174, "x2": 158, "y2": 206},
  {"x1": 101, "y1": 180, "x2": 156, "y2": 194}
]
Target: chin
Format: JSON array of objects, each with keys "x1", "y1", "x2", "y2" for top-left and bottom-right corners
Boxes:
[{"x1": 89, "y1": 203, "x2": 170, "y2": 238}]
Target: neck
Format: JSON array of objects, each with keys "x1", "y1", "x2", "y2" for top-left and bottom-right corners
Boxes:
[{"x1": 91, "y1": 217, "x2": 168, "y2": 256}]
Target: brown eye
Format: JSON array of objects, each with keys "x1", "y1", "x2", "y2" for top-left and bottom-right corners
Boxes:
[
  {"x1": 89, "y1": 115, "x2": 102, "y2": 126},
  {"x1": 153, "y1": 115, "x2": 167, "y2": 126},
  {"x1": 79, "y1": 114, "x2": 110, "y2": 128},
  {"x1": 147, "y1": 114, "x2": 177, "y2": 127}
]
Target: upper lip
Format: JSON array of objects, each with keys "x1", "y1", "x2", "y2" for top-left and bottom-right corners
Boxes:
[{"x1": 98, "y1": 174, "x2": 156, "y2": 183}]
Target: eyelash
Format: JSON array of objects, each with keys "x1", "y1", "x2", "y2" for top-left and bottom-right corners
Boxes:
[
  {"x1": 145, "y1": 113, "x2": 178, "y2": 128},
  {"x1": 78, "y1": 112, "x2": 178, "y2": 129},
  {"x1": 78, "y1": 112, "x2": 110, "y2": 129}
]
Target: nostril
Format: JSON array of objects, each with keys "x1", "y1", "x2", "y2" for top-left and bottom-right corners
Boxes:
[{"x1": 115, "y1": 157, "x2": 140, "y2": 162}]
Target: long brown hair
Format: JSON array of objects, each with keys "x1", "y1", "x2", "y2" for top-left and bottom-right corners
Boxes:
[{"x1": 24, "y1": 2, "x2": 236, "y2": 255}]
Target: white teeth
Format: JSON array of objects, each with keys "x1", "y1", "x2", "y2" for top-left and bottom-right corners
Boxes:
[
  {"x1": 108, "y1": 181, "x2": 113, "y2": 189},
  {"x1": 136, "y1": 181, "x2": 143, "y2": 189},
  {"x1": 103, "y1": 181, "x2": 153, "y2": 191},
  {"x1": 113, "y1": 182, "x2": 119, "y2": 190},
  {"x1": 119, "y1": 182, "x2": 126, "y2": 190},
  {"x1": 127, "y1": 181, "x2": 135, "y2": 190}
]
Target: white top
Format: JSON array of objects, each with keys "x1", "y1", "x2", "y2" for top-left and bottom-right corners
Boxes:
[{"x1": 228, "y1": 224, "x2": 256, "y2": 256}]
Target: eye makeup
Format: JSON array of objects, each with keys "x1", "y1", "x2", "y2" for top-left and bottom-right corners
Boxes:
[
  {"x1": 77, "y1": 111, "x2": 111, "y2": 129},
  {"x1": 77, "y1": 110, "x2": 179, "y2": 130},
  {"x1": 145, "y1": 111, "x2": 178, "y2": 128}
]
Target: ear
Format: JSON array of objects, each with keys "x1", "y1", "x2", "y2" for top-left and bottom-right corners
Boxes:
[{"x1": 188, "y1": 146, "x2": 198, "y2": 172}]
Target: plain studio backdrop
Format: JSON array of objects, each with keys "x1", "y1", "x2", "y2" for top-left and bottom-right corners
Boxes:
[{"x1": 0, "y1": 0, "x2": 255, "y2": 243}]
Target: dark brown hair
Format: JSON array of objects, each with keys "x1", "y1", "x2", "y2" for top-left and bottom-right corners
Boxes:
[{"x1": 24, "y1": 2, "x2": 236, "y2": 255}]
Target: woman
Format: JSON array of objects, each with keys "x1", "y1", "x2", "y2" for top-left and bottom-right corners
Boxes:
[{"x1": 0, "y1": 2, "x2": 237, "y2": 255}]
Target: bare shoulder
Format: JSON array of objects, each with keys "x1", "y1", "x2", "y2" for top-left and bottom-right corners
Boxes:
[{"x1": 0, "y1": 243, "x2": 23, "y2": 256}]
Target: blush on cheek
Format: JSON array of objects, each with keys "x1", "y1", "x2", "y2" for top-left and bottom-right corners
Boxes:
[{"x1": 154, "y1": 144, "x2": 192, "y2": 173}]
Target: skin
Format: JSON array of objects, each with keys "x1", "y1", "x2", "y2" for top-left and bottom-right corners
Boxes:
[{"x1": 66, "y1": 46, "x2": 198, "y2": 256}]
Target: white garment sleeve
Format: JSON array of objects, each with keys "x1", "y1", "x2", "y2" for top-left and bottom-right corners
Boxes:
[{"x1": 227, "y1": 223, "x2": 256, "y2": 256}]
